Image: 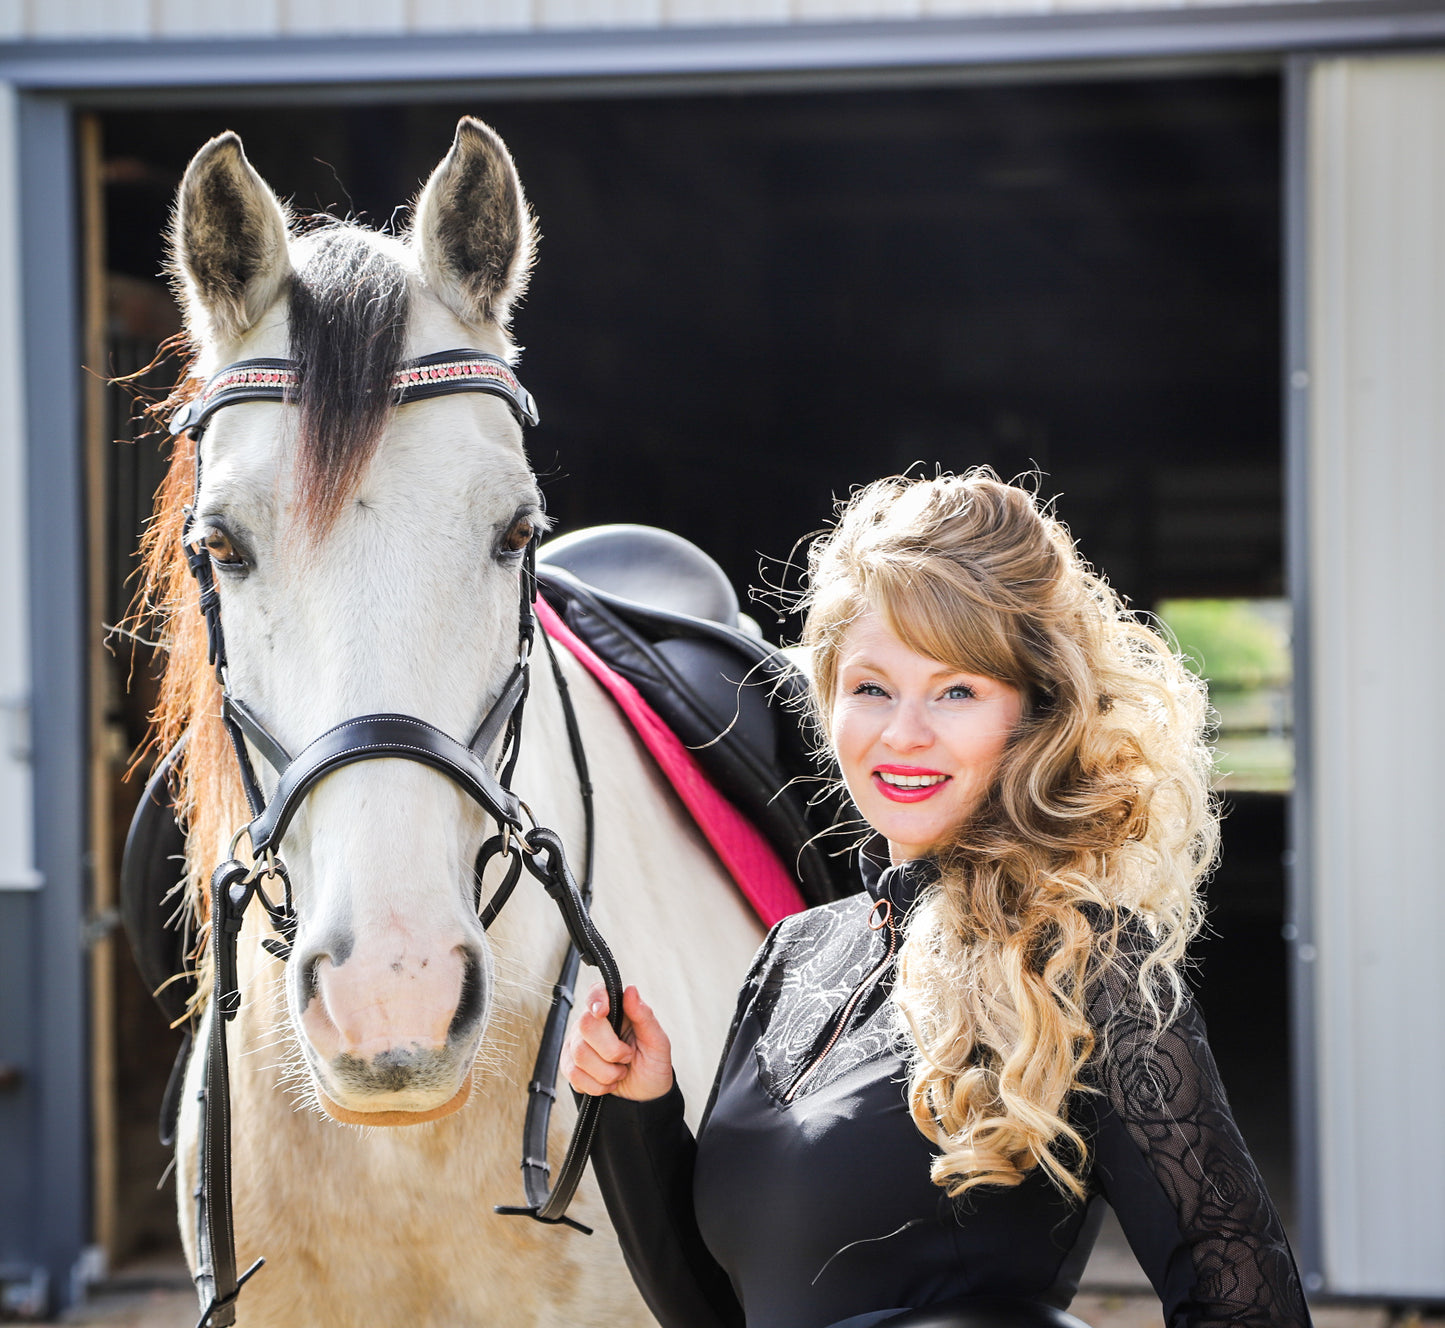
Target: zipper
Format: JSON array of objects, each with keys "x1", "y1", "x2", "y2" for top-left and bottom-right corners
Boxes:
[{"x1": 782, "y1": 898, "x2": 899, "y2": 1103}]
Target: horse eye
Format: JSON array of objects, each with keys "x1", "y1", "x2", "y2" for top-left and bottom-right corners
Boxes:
[
  {"x1": 204, "y1": 530, "x2": 243, "y2": 566},
  {"x1": 500, "y1": 516, "x2": 535, "y2": 556}
]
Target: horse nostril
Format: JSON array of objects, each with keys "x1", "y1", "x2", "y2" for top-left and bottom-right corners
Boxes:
[
  {"x1": 447, "y1": 948, "x2": 487, "y2": 1042},
  {"x1": 300, "y1": 950, "x2": 328, "y2": 1010}
]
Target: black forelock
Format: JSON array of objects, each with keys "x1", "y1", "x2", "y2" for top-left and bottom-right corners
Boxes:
[{"x1": 287, "y1": 223, "x2": 410, "y2": 528}]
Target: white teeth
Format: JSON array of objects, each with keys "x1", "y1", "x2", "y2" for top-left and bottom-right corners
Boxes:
[{"x1": 877, "y1": 772, "x2": 948, "y2": 788}]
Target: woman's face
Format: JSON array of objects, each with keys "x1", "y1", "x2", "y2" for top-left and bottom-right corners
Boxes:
[{"x1": 830, "y1": 611, "x2": 1024, "y2": 863}]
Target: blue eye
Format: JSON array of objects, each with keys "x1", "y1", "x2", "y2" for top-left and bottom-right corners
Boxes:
[
  {"x1": 852, "y1": 682, "x2": 888, "y2": 697},
  {"x1": 943, "y1": 684, "x2": 976, "y2": 700}
]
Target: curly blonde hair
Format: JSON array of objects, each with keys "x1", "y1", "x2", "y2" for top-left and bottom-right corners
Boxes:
[{"x1": 800, "y1": 471, "x2": 1217, "y2": 1200}]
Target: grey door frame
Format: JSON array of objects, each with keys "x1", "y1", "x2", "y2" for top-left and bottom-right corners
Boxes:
[
  {"x1": 1282, "y1": 51, "x2": 1321, "y2": 1298},
  {"x1": 5, "y1": 1, "x2": 1439, "y2": 1311},
  {"x1": 2, "y1": 89, "x2": 87, "y2": 1321}
]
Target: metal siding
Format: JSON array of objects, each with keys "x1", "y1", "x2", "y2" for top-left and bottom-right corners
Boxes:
[
  {"x1": 1283, "y1": 52, "x2": 1324, "y2": 1298},
  {"x1": 152, "y1": 0, "x2": 282, "y2": 38},
  {"x1": 1308, "y1": 54, "x2": 1445, "y2": 1299},
  {"x1": 664, "y1": 0, "x2": 789, "y2": 26},
  {"x1": 0, "y1": 81, "x2": 37, "y2": 895},
  {"x1": 24, "y1": 0, "x2": 150, "y2": 39},
  {"x1": 18, "y1": 89, "x2": 88, "y2": 1317},
  {"x1": 409, "y1": 0, "x2": 533, "y2": 33},
  {"x1": 5, "y1": 8, "x2": 1445, "y2": 91},
  {"x1": 536, "y1": 0, "x2": 662, "y2": 29},
  {"x1": 922, "y1": 0, "x2": 1040, "y2": 14},
  {"x1": 795, "y1": 0, "x2": 922, "y2": 21},
  {"x1": 0, "y1": 892, "x2": 39, "y2": 1261},
  {"x1": 282, "y1": 0, "x2": 408, "y2": 34},
  {"x1": 0, "y1": 0, "x2": 1343, "y2": 40}
]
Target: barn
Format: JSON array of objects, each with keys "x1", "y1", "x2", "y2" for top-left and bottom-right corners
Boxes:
[{"x1": 0, "y1": 0, "x2": 1442, "y2": 1317}]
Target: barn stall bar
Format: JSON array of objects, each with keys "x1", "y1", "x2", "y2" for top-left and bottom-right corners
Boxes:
[{"x1": 0, "y1": 0, "x2": 1443, "y2": 1317}]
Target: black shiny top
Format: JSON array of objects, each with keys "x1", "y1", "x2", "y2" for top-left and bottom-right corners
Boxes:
[{"x1": 590, "y1": 854, "x2": 1311, "y2": 1328}]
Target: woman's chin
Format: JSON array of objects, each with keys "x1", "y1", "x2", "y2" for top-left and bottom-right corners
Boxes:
[
  {"x1": 846, "y1": 775, "x2": 979, "y2": 860},
  {"x1": 863, "y1": 806, "x2": 955, "y2": 860}
]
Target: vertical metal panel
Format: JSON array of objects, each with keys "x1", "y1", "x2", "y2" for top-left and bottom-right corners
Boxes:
[
  {"x1": 0, "y1": 84, "x2": 40, "y2": 1302},
  {"x1": 0, "y1": 0, "x2": 1443, "y2": 40},
  {"x1": 409, "y1": 0, "x2": 532, "y2": 33},
  {"x1": 152, "y1": 0, "x2": 282, "y2": 38},
  {"x1": 18, "y1": 90, "x2": 88, "y2": 1315},
  {"x1": 0, "y1": 81, "x2": 38, "y2": 895},
  {"x1": 922, "y1": 0, "x2": 1021, "y2": 14},
  {"x1": 535, "y1": 0, "x2": 661, "y2": 30},
  {"x1": 1282, "y1": 52, "x2": 1324, "y2": 1300},
  {"x1": 282, "y1": 0, "x2": 407, "y2": 35},
  {"x1": 0, "y1": 893, "x2": 40, "y2": 1303},
  {"x1": 796, "y1": 0, "x2": 921, "y2": 20},
  {"x1": 665, "y1": 0, "x2": 789, "y2": 26},
  {"x1": 0, "y1": 55, "x2": 42, "y2": 1222},
  {"x1": 24, "y1": 0, "x2": 150, "y2": 39},
  {"x1": 1307, "y1": 53, "x2": 1445, "y2": 1298}
]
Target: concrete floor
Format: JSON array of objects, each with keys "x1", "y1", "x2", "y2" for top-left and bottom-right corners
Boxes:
[
  {"x1": 46, "y1": 1285, "x2": 1445, "y2": 1328},
  {"x1": 44, "y1": 1245, "x2": 1445, "y2": 1328}
]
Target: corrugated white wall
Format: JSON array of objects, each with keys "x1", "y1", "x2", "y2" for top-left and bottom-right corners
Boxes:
[
  {"x1": 0, "y1": 80, "x2": 39, "y2": 892},
  {"x1": 0, "y1": 0, "x2": 1323, "y2": 40},
  {"x1": 1307, "y1": 53, "x2": 1445, "y2": 1299}
]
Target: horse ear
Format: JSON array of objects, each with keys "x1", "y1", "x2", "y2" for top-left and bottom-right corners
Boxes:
[
  {"x1": 171, "y1": 131, "x2": 292, "y2": 344},
  {"x1": 412, "y1": 118, "x2": 536, "y2": 329}
]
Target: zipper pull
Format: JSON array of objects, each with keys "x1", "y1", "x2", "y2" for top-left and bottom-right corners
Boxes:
[{"x1": 868, "y1": 897, "x2": 893, "y2": 936}]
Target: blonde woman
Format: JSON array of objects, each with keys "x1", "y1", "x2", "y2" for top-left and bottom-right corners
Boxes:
[{"x1": 564, "y1": 473, "x2": 1310, "y2": 1328}]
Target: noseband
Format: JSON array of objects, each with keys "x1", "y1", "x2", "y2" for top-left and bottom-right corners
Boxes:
[{"x1": 172, "y1": 352, "x2": 619, "y2": 1328}]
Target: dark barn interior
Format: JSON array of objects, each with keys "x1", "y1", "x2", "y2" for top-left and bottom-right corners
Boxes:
[{"x1": 96, "y1": 72, "x2": 1288, "y2": 1271}]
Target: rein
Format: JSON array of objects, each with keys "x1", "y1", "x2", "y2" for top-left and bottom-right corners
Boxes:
[{"x1": 172, "y1": 353, "x2": 615, "y2": 1328}]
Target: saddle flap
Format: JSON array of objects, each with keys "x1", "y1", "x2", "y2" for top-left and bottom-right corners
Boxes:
[
  {"x1": 119, "y1": 737, "x2": 195, "y2": 1028},
  {"x1": 536, "y1": 553, "x2": 855, "y2": 907}
]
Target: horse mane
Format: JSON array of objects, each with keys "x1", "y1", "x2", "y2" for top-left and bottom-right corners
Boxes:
[
  {"x1": 136, "y1": 399, "x2": 232, "y2": 992},
  {"x1": 134, "y1": 222, "x2": 411, "y2": 991}
]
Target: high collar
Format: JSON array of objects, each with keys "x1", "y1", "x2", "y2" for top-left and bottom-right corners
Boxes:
[{"x1": 858, "y1": 836, "x2": 940, "y2": 915}]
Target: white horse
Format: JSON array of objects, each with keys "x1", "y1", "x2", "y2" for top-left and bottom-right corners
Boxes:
[{"x1": 146, "y1": 119, "x2": 764, "y2": 1325}]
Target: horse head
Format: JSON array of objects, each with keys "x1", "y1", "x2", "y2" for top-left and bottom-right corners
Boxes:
[{"x1": 166, "y1": 120, "x2": 543, "y2": 1124}]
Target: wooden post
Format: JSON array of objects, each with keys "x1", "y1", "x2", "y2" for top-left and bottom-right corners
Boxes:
[{"x1": 78, "y1": 109, "x2": 119, "y2": 1270}]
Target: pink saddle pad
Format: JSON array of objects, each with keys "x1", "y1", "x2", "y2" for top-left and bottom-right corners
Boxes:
[{"x1": 536, "y1": 597, "x2": 807, "y2": 927}]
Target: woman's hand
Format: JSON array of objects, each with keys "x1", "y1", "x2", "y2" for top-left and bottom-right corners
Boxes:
[{"x1": 563, "y1": 983, "x2": 674, "y2": 1102}]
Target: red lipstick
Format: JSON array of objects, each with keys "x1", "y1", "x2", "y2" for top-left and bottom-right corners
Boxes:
[{"x1": 872, "y1": 765, "x2": 951, "y2": 803}]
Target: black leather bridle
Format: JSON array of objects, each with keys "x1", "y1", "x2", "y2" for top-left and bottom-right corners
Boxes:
[{"x1": 172, "y1": 351, "x2": 619, "y2": 1328}]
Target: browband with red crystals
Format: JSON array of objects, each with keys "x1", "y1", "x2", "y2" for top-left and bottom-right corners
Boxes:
[{"x1": 168, "y1": 348, "x2": 539, "y2": 440}]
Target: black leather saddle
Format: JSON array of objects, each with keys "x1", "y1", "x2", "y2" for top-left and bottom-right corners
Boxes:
[
  {"x1": 536, "y1": 523, "x2": 853, "y2": 909},
  {"x1": 537, "y1": 523, "x2": 744, "y2": 626},
  {"x1": 121, "y1": 524, "x2": 855, "y2": 1031}
]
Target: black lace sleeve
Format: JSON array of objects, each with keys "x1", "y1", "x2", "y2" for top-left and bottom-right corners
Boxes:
[
  {"x1": 1085, "y1": 929, "x2": 1312, "y2": 1328},
  {"x1": 589, "y1": 926, "x2": 782, "y2": 1328}
]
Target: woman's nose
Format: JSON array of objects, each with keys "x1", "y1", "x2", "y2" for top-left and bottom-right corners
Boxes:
[{"x1": 882, "y1": 698, "x2": 933, "y2": 751}]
